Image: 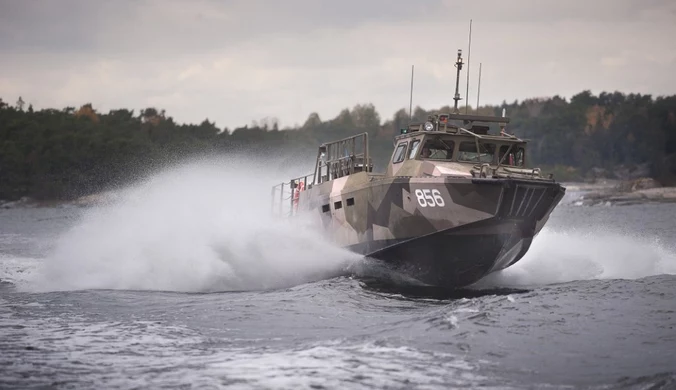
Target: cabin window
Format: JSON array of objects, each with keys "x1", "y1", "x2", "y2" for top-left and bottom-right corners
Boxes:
[
  {"x1": 334, "y1": 201, "x2": 342, "y2": 210},
  {"x1": 458, "y1": 142, "x2": 496, "y2": 163},
  {"x1": 392, "y1": 142, "x2": 408, "y2": 164},
  {"x1": 420, "y1": 138, "x2": 455, "y2": 160},
  {"x1": 347, "y1": 198, "x2": 355, "y2": 206},
  {"x1": 408, "y1": 140, "x2": 421, "y2": 159},
  {"x1": 499, "y1": 145, "x2": 525, "y2": 167},
  {"x1": 322, "y1": 204, "x2": 330, "y2": 213}
]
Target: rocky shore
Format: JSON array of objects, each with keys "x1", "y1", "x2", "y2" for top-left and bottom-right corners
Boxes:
[{"x1": 569, "y1": 178, "x2": 676, "y2": 206}]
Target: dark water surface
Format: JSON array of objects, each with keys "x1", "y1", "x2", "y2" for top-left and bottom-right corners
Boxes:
[{"x1": 2, "y1": 193, "x2": 676, "y2": 389}]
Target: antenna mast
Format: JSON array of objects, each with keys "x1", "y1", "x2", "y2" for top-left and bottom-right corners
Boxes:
[
  {"x1": 409, "y1": 65, "x2": 414, "y2": 121},
  {"x1": 476, "y1": 62, "x2": 482, "y2": 111},
  {"x1": 464, "y1": 19, "x2": 472, "y2": 114},
  {"x1": 453, "y1": 49, "x2": 464, "y2": 113}
]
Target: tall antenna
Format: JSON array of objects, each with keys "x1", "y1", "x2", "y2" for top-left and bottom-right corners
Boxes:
[
  {"x1": 409, "y1": 65, "x2": 414, "y2": 121},
  {"x1": 453, "y1": 49, "x2": 464, "y2": 113},
  {"x1": 476, "y1": 62, "x2": 482, "y2": 111},
  {"x1": 464, "y1": 19, "x2": 473, "y2": 114}
]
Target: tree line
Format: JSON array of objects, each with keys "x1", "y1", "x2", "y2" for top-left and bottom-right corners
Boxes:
[{"x1": 1, "y1": 91, "x2": 675, "y2": 200}]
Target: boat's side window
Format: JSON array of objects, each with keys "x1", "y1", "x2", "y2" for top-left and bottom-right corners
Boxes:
[
  {"x1": 392, "y1": 142, "x2": 408, "y2": 164},
  {"x1": 498, "y1": 145, "x2": 525, "y2": 167},
  {"x1": 408, "y1": 140, "x2": 421, "y2": 159},
  {"x1": 514, "y1": 147, "x2": 525, "y2": 166}
]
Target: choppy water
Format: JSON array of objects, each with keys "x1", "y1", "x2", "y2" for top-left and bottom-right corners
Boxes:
[{"x1": 1, "y1": 162, "x2": 676, "y2": 389}]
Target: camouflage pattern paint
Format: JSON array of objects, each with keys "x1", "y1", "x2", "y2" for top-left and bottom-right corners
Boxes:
[{"x1": 281, "y1": 120, "x2": 566, "y2": 288}]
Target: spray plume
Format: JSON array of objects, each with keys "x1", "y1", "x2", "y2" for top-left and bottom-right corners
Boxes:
[{"x1": 28, "y1": 156, "x2": 359, "y2": 293}]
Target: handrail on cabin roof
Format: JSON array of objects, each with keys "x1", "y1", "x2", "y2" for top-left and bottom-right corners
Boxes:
[{"x1": 442, "y1": 113, "x2": 511, "y2": 124}]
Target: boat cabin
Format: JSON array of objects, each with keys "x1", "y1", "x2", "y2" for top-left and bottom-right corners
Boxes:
[{"x1": 389, "y1": 112, "x2": 527, "y2": 169}]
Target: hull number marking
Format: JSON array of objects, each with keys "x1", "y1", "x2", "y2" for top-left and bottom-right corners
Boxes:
[{"x1": 415, "y1": 189, "x2": 445, "y2": 207}]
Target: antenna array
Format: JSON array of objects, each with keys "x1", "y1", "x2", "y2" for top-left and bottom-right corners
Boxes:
[{"x1": 465, "y1": 19, "x2": 472, "y2": 114}]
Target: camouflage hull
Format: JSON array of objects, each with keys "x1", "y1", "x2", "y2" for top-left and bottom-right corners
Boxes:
[{"x1": 301, "y1": 175, "x2": 565, "y2": 288}]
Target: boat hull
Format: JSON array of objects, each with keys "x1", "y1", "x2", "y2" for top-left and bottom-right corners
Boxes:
[
  {"x1": 349, "y1": 218, "x2": 535, "y2": 287},
  {"x1": 300, "y1": 175, "x2": 565, "y2": 288}
]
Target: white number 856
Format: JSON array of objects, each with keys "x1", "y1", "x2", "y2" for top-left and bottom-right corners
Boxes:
[{"x1": 414, "y1": 189, "x2": 445, "y2": 208}]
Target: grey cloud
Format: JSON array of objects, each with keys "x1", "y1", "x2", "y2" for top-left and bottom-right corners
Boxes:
[
  {"x1": 1, "y1": 0, "x2": 669, "y2": 58},
  {"x1": 0, "y1": 0, "x2": 132, "y2": 53},
  {"x1": 0, "y1": 0, "x2": 444, "y2": 57},
  {"x1": 441, "y1": 0, "x2": 672, "y2": 23}
]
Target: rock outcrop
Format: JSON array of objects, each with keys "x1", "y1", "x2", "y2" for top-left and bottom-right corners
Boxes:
[{"x1": 574, "y1": 177, "x2": 676, "y2": 206}]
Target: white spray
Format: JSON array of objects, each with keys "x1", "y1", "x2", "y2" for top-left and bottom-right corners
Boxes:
[
  {"x1": 477, "y1": 227, "x2": 676, "y2": 288},
  {"x1": 28, "y1": 157, "x2": 360, "y2": 293}
]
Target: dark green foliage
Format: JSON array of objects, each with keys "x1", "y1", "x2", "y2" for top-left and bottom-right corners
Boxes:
[
  {"x1": 1, "y1": 91, "x2": 675, "y2": 200},
  {"x1": 494, "y1": 92, "x2": 675, "y2": 181}
]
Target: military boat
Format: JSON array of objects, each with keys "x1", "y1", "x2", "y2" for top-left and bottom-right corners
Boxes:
[{"x1": 272, "y1": 51, "x2": 565, "y2": 288}]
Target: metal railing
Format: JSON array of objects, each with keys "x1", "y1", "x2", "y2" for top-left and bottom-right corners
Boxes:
[
  {"x1": 270, "y1": 173, "x2": 313, "y2": 217},
  {"x1": 313, "y1": 133, "x2": 370, "y2": 185}
]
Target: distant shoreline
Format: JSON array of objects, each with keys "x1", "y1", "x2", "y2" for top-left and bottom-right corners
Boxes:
[
  {"x1": 0, "y1": 191, "x2": 120, "y2": 210},
  {"x1": 563, "y1": 178, "x2": 676, "y2": 206}
]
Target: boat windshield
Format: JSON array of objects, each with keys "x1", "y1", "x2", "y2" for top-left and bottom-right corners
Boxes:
[
  {"x1": 458, "y1": 141, "x2": 496, "y2": 163},
  {"x1": 420, "y1": 137, "x2": 455, "y2": 160}
]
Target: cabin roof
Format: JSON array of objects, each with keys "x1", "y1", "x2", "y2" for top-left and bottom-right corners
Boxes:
[
  {"x1": 398, "y1": 111, "x2": 524, "y2": 142},
  {"x1": 395, "y1": 132, "x2": 525, "y2": 143},
  {"x1": 434, "y1": 113, "x2": 511, "y2": 124}
]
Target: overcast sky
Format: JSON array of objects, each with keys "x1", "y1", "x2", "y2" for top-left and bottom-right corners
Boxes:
[{"x1": 1, "y1": 0, "x2": 674, "y2": 129}]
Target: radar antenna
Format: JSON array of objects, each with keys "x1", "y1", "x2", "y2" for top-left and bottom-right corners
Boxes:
[
  {"x1": 453, "y1": 49, "x2": 464, "y2": 114},
  {"x1": 476, "y1": 62, "x2": 482, "y2": 110},
  {"x1": 409, "y1": 65, "x2": 414, "y2": 122},
  {"x1": 464, "y1": 19, "x2": 472, "y2": 114}
]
